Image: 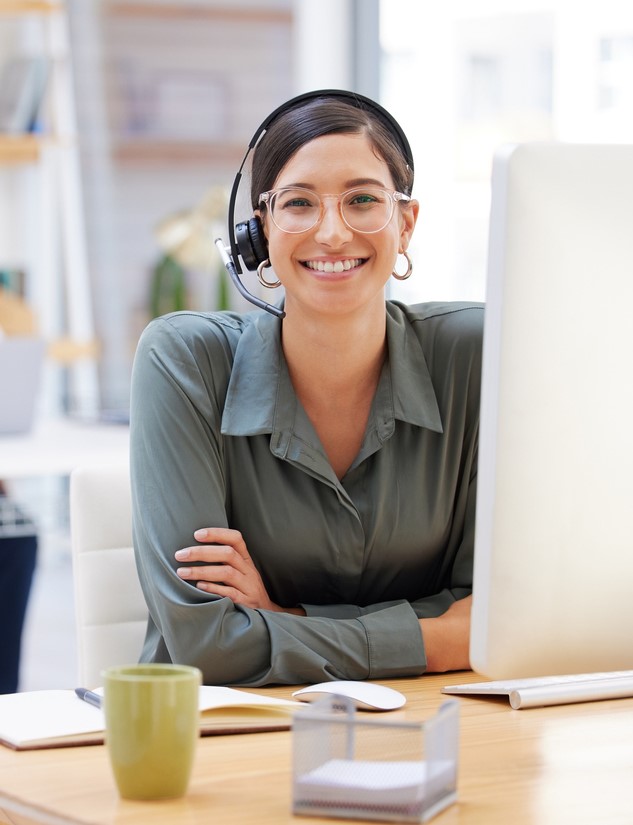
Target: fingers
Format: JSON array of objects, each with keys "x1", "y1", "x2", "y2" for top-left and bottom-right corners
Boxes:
[
  {"x1": 176, "y1": 551, "x2": 267, "y2": 609},
  {"x1": 176, "y1": 555, "x2": 244, "y2": 588},
  {"x1": 194, "y1": 527, "x2": 250, "y2": 558},
  {"x1": 175, "y1": 543, "x2": 243, "y2": 567},
  {"x1": 173, "y1": 527, "x2": 275, "y2": 610},
  {"x1": 174, "y1": 528, "x2": 251, "y2": 588},
  {"x1": 175, "y1": 528, "x2": 249, "y2": 566}
]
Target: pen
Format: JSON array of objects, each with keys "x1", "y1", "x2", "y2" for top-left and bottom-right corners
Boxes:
[{"x1": 75, "y1": 687, "x2": 103, "y2": 709}]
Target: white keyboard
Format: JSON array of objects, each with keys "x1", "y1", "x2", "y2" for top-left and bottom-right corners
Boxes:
[{"x1": 442, "y1": 670, "x2": 633, "y2": 709}]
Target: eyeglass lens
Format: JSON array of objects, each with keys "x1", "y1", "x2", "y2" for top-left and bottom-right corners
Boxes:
[{"x1": 266, "y1": 187, "x2": 398, "y2": 234}]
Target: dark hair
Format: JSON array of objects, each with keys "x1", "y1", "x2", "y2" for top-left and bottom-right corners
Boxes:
[{"x1": 250, "y1": 96, "x2": 414, "y2": 210}]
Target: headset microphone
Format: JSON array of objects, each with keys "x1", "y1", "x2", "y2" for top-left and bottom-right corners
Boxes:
[{"x1": 214, "y1": 239, "x2": 285, "y2": 318}]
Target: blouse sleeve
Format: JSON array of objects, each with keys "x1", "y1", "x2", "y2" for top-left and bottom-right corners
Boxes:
[{"x1": 130, "y1": 316, "x2": 426, "y2": 686}]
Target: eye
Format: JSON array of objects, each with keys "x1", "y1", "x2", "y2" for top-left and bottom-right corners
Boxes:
[
  {"x1": 285, "y1": 198, "x2": 311, "y2": 208},
  {"x1": 345, "y1": 188, "x2": 385, "y2": 208},
  {"x1": 277, "y1": 190, "x2": 318, "y2": 210}
]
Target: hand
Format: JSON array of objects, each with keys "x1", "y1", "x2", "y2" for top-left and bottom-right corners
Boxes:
[
  {"x1": 419, "y1": 595, "x2": 472, "y2": 673},
  {"x1": 175, "y1": 527, "x2": 280, "y2": 611}
]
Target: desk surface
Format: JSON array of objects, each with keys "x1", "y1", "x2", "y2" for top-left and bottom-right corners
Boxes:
[
  {"x1": 1, "y1": 672, "x2": 632, "y2": 825},
  {"x1": 0, "y1": 417, "x2": 129, "y2": 478}
]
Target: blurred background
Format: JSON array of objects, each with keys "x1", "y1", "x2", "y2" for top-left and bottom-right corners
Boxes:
[{"x1": 1, "y1": 0, "x2": 632, "y2": 691}]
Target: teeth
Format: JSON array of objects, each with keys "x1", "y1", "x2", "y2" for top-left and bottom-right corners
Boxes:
[{"x1": 305, "y1": 259, "x2": 362, "y2": 272}]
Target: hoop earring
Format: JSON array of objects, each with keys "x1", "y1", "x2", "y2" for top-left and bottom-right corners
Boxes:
[
  {"x1": 257, "y1": 259, "x2": 281, "y2": 289},
  {"x1": 392, "y1": 250, "x2": 413, "y2": 281}
]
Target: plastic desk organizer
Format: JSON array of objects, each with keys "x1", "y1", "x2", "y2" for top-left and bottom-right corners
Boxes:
[{"x1": 292, "y1": 695, "x2": 459, "y2": 823}]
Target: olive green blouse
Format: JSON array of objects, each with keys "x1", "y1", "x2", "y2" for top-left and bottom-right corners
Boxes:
[{"x1": 130, "y1": 300, "x2": 484, "y2": 685}]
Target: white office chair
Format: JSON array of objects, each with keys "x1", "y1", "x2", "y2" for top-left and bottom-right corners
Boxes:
[{"x1": 70, "y1": 463, "x2": 148, "y2": 687}]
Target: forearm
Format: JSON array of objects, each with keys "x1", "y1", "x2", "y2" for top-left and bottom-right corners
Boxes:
[
  {"x1": 301, "y1": 592, "x2": 472, "y2": 675},
  {"x1": 419, "y1": 595, "x2": 472, "y2": 672},
  {"x1": 138, "y1": 568, "x2": 426, "y2": 685},
  {"x1": 301, "y1": 587, "x2": 472, "y2": 620}
]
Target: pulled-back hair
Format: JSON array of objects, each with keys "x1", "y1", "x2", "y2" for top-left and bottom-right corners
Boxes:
[{"x1": 250, "y1": 96, "x2": 414, "y2": 210}]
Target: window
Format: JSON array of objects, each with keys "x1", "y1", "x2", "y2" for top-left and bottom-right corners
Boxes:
[{"x1": 380, "y1": 1, "x2": 633, "y2": 303}]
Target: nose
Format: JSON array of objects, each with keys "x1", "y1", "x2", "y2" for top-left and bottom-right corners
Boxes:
[{"x1": 314, "y1": 196, "x2": 353, "y2": 246}]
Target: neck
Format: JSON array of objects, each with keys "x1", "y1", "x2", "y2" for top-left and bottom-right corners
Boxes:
[{"x1": 281, "y1": 299, "x2": 388, "y2": 398}]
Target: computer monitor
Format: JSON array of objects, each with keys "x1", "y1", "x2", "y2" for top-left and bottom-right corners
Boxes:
[{"x1": 470, "y1": 142, "x2": 633, "y2": 679}]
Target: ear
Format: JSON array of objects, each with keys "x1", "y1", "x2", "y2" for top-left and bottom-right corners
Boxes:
[
  {"x1": 254, "y1": 208, "x2": 269, "y2": 238},
  {"x1": 398, "y1": 198, "x2": 419, "y2": 251}
]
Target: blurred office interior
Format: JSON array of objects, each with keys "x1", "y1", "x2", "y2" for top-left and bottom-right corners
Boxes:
[{"x1": 1, "y1": 0, "x2": 632, "y2": 690}]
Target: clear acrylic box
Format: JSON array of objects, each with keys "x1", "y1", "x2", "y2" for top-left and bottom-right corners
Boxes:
[{"x1": 292, "y1": 695, "x2": 459, "y2": 822}]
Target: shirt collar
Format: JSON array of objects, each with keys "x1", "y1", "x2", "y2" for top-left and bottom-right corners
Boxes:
[
  {"x1": 221, "y1": 309, "x2": 282, "y2": 436},
  {"x1": 221, "y1": 302, "x2": 442, "y2": 437},
  {"x1": 384, "y1": 301, "x2": 443, "y2": 432}
]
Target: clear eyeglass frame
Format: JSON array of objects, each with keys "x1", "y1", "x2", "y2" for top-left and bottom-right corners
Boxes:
[{"x1": 258, "y1": 186, "x2": 411, "y2": 235}]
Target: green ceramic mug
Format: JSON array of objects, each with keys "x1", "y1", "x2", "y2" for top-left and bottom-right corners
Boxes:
[{"x1": 103, "y1": 663, "x2": 201, "y2": 800}]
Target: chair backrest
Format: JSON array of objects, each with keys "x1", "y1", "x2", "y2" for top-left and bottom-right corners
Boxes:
[{"x1": 70, "y1": 464, "x2": 148, "y2": 687}]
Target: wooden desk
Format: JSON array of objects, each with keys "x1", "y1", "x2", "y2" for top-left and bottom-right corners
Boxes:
[{"x1": 1, "y1": 673, "x2": 632, "y2": 825}]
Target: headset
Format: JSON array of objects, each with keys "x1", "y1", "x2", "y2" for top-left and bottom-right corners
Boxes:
[{"x1": 215, "y1": 89, "x2": 414, "y2": 318}]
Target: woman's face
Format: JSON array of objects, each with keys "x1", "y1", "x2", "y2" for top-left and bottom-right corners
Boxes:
[{"x1": 261, "y1": 132, "x2": 418, "y2": 319}]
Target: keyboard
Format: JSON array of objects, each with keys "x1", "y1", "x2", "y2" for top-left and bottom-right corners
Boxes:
[{"x1": 441, "y1": 670, "x2": 633, "y2": 709}]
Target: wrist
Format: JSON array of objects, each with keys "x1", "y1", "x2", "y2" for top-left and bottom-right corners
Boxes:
[
  {"x1": 285, "y1": 606, "x2": 306, "y2": 616},
  {"x1": 420, "y1": 616, "x2": 445, "y2": 672},
  {"x1": 419, "y1": 608, "x2": 471, "y2": 673}
]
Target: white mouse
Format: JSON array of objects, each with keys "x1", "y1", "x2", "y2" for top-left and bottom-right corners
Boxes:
[{"x1": 292, "y1": 680, "x2": 406, "y2": 711}]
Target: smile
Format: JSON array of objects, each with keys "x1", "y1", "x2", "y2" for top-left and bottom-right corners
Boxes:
[{"x1": 302, "y1": 258, "x2": 365, "y2": 273}]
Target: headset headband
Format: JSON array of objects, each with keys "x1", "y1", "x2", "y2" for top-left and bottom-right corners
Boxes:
[{"x1": 227, "y1": 89, "x2": 414, "y2": 274}]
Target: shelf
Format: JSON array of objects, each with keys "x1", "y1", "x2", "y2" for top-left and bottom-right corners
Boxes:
[
  {"x1": 103, "y1": 2, "x2": 291, "y2": 24},
  {"x1": 0, "y1": 1, "x2": 100, "y2": 414},
  {"x1": 0, "y1": 134, "x2": 41, "y2": 164},
  {"x1": 0, "y1": 1, "x2": 61, "y2": 15},
  {"x1": 113, "y1": 139, "x2": 245, "y2": 165}
]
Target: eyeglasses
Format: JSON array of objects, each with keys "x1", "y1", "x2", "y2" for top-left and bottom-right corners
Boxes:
[{"x1": 258, "y1": 186, "x2": 411, "y2": 235}]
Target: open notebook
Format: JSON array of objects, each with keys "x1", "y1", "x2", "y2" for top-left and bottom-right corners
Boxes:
[{"x1": 0, "y1": 685, "x2": 303, "y2": 750}]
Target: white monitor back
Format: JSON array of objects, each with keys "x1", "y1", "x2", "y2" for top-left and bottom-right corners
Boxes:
[{"x1": 471, "y1": 142, "x2": 633, "y2": 679}]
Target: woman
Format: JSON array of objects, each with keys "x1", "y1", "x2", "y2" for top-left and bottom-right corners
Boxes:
[{"x1": 130, "y1": 90, "x2": 483, "y2": 685}]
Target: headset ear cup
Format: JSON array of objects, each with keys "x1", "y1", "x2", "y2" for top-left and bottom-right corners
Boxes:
[
  {"x1": 235, "y1": 217, "x2": 268, "y2": 271},
  {"x1": 249, "y1": 217, "x2": 269, "y2": 265}
]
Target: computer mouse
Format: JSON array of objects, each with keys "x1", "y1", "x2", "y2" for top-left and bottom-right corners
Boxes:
[{"x1": 292, "y1": 680, "x2": 406, "y2": 711}]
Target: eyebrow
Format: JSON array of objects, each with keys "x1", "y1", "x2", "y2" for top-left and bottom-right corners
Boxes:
[
  {"x1": 346, "y1": 178, "x2": 388, "y2": 188},
  {"x1": 279, "y1": 177, "x2": 389, "y2": 191}
]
